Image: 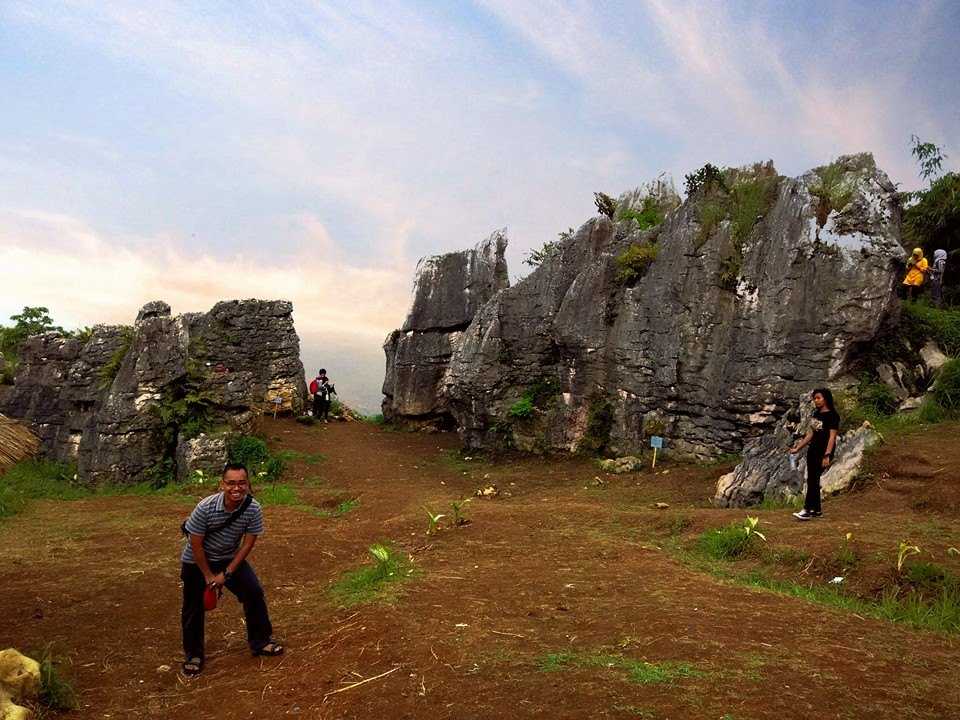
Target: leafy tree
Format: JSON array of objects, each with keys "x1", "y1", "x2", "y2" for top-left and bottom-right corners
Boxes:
[
  {"x1": 911, "y1": 134, "x2": 946, "y2": 183},
  {"x1": 904, "y1": 135, "x2": 960, "y2": 303},
  {"x1": 524, "y1": 240, "x2": 560, "y2": 268},
  {"x1": 10, "y1": 306, "x2": 62, "y2": 337}
]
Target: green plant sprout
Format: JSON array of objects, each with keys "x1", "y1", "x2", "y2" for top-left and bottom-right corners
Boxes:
[
  {"x1": 424, "y1": 507, "x2": 446, "y2": 535},
  {"x1": 451, "y1": 498, "x2": 472, "y2": 526},
  {"x1": 743, "y1": 516, "x2": 766, "y2": 542},
  {"x1": 897, "y1": 541, "x2": 922, "y2": 573}
]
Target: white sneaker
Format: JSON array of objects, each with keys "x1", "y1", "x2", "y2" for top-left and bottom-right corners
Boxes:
[{"x1": 792, "y1": 509, "x2": 813, "y2": 521}]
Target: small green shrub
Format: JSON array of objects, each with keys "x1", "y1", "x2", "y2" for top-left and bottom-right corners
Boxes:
[
  {"x1": 684, "y1": 163, "x2": 726, "y2": 196},
  {"x1": 615, "y1": 243, "x2": 659, "y2": 284},
  {"x1": 329, "y1": 543, "x2": 412, "y2": 607},
  {"x1": 901, "y1": 301, "x2": 960, "y2": 356},
  {"x1": 508, "y1": 396, "x2": 534, "y2": 420},
  {"x1": 933, "y1": 359, "x2": 960, "y2": 412},
  {"x1": 857, "y1": 378, "x2": 899, "y2": 416},
  {"x1": 718, "y1": 254, "x2": 741, "y2": 290},
  {"x1": 809, "y1": 161, "x2": 854, "y2": 227},
  {"x1": 696, "y1": 521, "x2": 758, "y2": 560},
  {"x1": 580, "y1": 396, "x2": 614, "y2": 455},
  {"x1": 695, "y1": 200, "x2": 727, "y2": 247},
  {"x1": 227, "y1": 435, "x2": 284, "y2": 483},
  {"x1": 524, "y1": 240, "x2": 560, "y2": 268},
  {"x1": 37, "y1": 646, "x2": 77, "y2": 712},
  {"x1": 728, "y1": 174, "x2": 779, "y2": 243},
  {"x1": 363, "y1": 413, "x2": 386, "y2": 425},
  {"x1": 594, "y1": 192, "x2": 617, "y2": 219},
  {"x1": 617, "y1": 196, "x2": 664, "y2": 231},
  {"x1": 97, "y1": 326, "x2": 134, "y2": 390},
  {"x1": 904, "y1": 561, "x2": 955, "y2": 593}
]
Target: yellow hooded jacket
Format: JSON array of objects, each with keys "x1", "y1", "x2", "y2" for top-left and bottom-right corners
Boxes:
[{"x1": 903, "y1": 249, "x2": 929, "y2": 286}]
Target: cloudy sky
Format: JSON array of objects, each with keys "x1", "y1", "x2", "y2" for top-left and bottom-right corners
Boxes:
[{"x1": 1, "y1": 1, "x2": 958, "y2": 412}]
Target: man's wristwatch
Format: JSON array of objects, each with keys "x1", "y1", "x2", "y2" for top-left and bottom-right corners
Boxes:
[{"x1": 223, "y1": 570, "x2": 233, "y2": 582}]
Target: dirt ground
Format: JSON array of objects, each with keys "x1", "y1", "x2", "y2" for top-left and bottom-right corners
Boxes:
[{"x1": 1, "y1": 418, "x2": 959, "y2": 720}]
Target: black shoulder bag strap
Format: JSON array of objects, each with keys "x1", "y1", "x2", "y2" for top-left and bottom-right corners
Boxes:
[{"x1": 181, "y1": 494, "x2": 254, "y2": 537}]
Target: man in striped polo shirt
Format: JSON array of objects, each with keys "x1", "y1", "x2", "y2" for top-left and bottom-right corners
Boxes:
[{"x1": 180, "y1": 462, "x2": 283, "y2": 677}]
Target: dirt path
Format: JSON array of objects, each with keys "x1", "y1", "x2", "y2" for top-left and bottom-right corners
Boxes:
[{"x1": 1, "y1": 419, "x2": 958, "y2": 719}]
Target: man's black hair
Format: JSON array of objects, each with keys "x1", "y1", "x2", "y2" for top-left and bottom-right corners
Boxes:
[
  {"x1": 222, "y1": 462, "x2": 249, "y2": 478},
  {"x1": 319, "y1": 368, "x2": 326, "y2": 374}
]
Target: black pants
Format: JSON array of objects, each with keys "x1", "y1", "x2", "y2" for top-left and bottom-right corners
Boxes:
[
  {"x1": 180, "y1": 560, "x2": 273, "y2": 660},
  {"x1": 804, "y1": 452, "x2": 824, "y2": 513},
  {"x1": 313, "y1": 396, "x2": 330, "y2": 420}
]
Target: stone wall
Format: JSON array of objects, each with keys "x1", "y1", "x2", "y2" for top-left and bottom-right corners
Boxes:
[{"x1": 1, "y1": 299, "x2": 307, "y2": 484}]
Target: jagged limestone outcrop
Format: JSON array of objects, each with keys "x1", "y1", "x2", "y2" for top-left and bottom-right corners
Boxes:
[
  {"x1": 1, "y1": 299, "x2": 307, "y2": 484},
  {"x1": 384, "y1": 154, "x2": 905, "y2": 458},
  {"x1": 382, "y1": 229, "x2": 509, "y2": 423}
]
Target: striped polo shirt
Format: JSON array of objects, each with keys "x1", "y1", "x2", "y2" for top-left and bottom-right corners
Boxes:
[{"x1": 180, "y1": 492, "x2": 265, "y2": 563}]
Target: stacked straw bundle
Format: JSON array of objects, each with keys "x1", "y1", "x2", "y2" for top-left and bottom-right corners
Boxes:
[{"x1": 0, "y1": 414, "x2": 40, "y2": 472}]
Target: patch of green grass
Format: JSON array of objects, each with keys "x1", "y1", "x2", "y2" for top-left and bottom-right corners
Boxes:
[
  {"x1": 537, "y1": 650, "x2": 700, "y2": 685},
  {"x1": 694, "y1": 522, "x2": 757, "y2": 560},
  {"x1": 755, "y1": 495, "x2": 802, "y2": 511},
  {"x1": 227, "y1": 435, "x2": 284, "y2": 482},
  {"x1": 329, "y1": 543, "x2": 414, "y2": 607},
  {"x1": 255, "y1": 483, "x2": 300, "y2": 506},
  {"x1": 362, "y1": 413, "x2": 386, "y2": 425},
  {"x1": 684, "y1": 550, "x2": 960, "y2": 635},
  {"x1": 728, "y1": 174, "x2": 779, "y2": 243},
  {"x1": 0, "y1": 460, "x2": 83, "y2": 518},
  {"x1": 275, "y1": 449, "x2": 326, "y2": 465}
]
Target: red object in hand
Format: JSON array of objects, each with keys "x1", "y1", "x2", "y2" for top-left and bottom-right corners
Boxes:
[{"x1": 203, "y1": 585, "x2": 219, "y2": 611}]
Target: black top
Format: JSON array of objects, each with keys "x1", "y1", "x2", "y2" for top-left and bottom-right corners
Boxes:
[{"x1": 808, "y1": 409, "x2": 840, "y2": 459}]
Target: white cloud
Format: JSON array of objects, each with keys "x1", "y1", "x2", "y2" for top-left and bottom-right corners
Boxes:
[{"x1": 0, "y1": 208, "x2": 408, "y2": 343}]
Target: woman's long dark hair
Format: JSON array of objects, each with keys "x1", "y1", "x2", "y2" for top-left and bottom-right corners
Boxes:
[{"x1": 812, "y1": 387, "x2": 836, "y2": 412}]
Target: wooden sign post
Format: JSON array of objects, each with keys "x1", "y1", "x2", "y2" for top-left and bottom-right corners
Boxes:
[{"x1": 650, "y1": 435, "x2": 664, "y2": 469}]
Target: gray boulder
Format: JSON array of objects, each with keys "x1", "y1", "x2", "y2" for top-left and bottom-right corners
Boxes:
[
  {"x1": 714, "y1": 393, "x2": 882, "y2": 507},
  {"x1": 382, "y1": 229, "x2": 509, "y2": 423},
  {"x1": 1, "y1": 299, "x2": 307, "y2": 485}
]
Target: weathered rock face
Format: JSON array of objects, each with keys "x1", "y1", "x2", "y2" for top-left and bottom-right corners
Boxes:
[
  {"x1": 1, "y1": 299, "x2": 307, "y2": 484},
  {"x1": 385, "y1": 154, "x2": 905, "y2": 458},
  {"x1": 714, "y1": 394, "x2": 882, "y2": 507},
  {"x1": 382, "y1": 229, "x2": 509, "y2": 422}
]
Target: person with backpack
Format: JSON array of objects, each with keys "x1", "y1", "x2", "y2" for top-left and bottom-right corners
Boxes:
[
  {"x1": 179, "y1": 463, "x2": 283, "y2": 677},
  {"x1": 902, "y1": 247, "x2": 929, "y2": 300},
  {"x1": 315, "y1": 375, "x2": 337, "y2": 422},
  {"x1": 930, "y1": 248, "x2": 947, "y2": 307},
  {"x1": 309, "y1": 369, "x2": 327, "y2": 418}
]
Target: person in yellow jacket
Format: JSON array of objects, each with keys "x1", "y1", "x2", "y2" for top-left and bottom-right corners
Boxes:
[{"x1": 902, "y1": 247, "x2": 929, "y2": 299}]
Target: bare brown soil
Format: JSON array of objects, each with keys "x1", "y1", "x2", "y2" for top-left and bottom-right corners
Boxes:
[{"x1": 1, "y1": 419, "x2": 958, "y2": 719}]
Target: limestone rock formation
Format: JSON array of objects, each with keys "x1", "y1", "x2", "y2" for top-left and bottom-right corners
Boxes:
[
  {"x1": 714, "y1": 394, "x2": 882, "y2": 507},
  {"x1": 1, "y1": 300, "x2": 307, "y2": 485},
  {"x1": 384, "y1": 154, "x2": 905, "y2": 458},
  {"x1": 382, "y1": 229, "x2": 509, "y2": 423},
  {"x1": 0, "y1": 648, "x2": 40, "y2": 720}
]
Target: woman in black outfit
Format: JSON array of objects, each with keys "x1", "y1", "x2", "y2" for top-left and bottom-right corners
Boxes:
[{"x1": 788, "y1": 388, "x2": 840, "y2": 521}]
